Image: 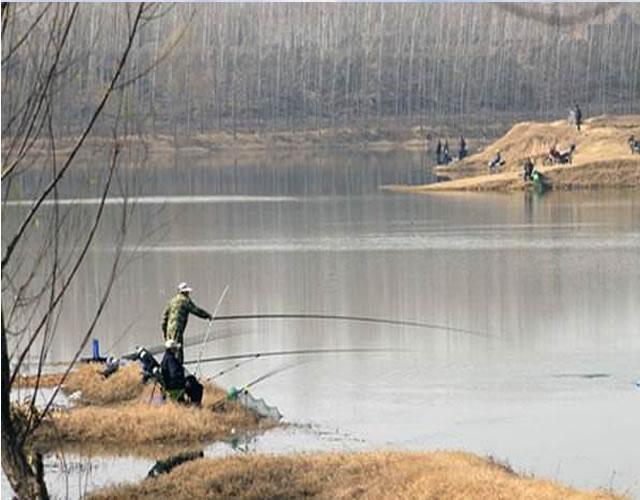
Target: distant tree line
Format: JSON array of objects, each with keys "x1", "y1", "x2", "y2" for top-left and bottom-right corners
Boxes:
[{"x1": 3, "y1": 3, "x2": 639, "y2": 140}]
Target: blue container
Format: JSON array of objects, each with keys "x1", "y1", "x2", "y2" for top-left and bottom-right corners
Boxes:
[{"x1": 92, "y1": 339, "x2": 100, "y2": 360}]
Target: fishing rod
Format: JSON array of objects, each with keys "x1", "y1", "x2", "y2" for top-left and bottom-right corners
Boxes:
[
  {"x1": 211, "y1": 359, "x2": 306, "y2": 411},
  {"x1": 195, "y1": 285, "x2": 229, "y2": 377},
  {"x1": 120, "y1": 326, "x2": 248, "y2": 361},
  {"x1": 211, "y1": 313, "x2": 489, "y2": 338},
  {"x1": 185, "y1": 347, "x2": 408, "y2": 366},
  {"x1": 120, "y1": 312, "x2": 487, "y2": 361}
]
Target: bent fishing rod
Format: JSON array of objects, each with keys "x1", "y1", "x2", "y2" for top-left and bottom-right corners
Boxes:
[
  {"x1": 123, "y1": 312, "x2": 488, "y2": 360},
  {"x1": 184, "y1": 347, "x2": 409, "y2": 367},
  {"x1": 212, "y1": 313, "x2": 488, "y2": 338}
]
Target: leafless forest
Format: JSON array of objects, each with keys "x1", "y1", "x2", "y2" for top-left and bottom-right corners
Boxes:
[{"x1": 3, "y1": 3, "x2": 639, "y2": 141}]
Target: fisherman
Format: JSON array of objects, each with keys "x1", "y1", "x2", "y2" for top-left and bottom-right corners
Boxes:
[
  {"x1": 629, "y1": 135, "x2": 640, "y2": 154},
  {"x1": 523, "y1": 157, "x2": 534, "y2": 181},
  {"x1": 458, "y1": 136, "x2": 467, "y2": 161},
  {"x1": 488, "y1": 150, "x2": 504, "y2": 172},
  {"x1": 435, "y1": 140, "x2": 442, "y2": 165},
  {"x1": 161, "y1": 282, "x2": 213, "y2": 363},
  {"x1": 574, "y1": 104, "x2": 582, "y2": 132}
]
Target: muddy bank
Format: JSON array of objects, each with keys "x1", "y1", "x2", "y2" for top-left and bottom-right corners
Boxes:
[
  {"x1": 386, "y1": 115, "x2": 640, "y2": 192},
  {"x1": 89, "y1": 451, "x2": 620, "y2": 499}
]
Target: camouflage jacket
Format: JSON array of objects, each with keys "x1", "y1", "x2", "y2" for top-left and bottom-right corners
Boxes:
[{"x1": 162, "y1": 293, "x2": 211, "y2": 342}]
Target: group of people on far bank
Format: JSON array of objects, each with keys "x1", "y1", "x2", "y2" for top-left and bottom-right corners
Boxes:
[{"x1": 435, "y1": 136, "x2": 468, "y2": 165}]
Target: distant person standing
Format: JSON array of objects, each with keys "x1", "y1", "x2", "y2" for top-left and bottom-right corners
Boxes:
[
  {"x1": 574, "y1": 104, "x2": 582, "y2": 132},
  {"x1": 458, "y1": 136, "x2": 468, "y2": 160},
  {"x1": 443, "y1": 140, "x2": 451, "y2": 164},
  {"x1": 161, "y1": 282, "x2": 212, "y2": 363},
  {"x1": 435, "y1": 140, "x2": 442, "y2": 165},
  {"x1": 522, "y1": 157, "x2": 534, "y2": 181}
]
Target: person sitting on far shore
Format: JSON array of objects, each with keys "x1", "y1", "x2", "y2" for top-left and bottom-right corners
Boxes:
[{"x1": 488, "y1": 150, "x2": 504, "y2": 173}]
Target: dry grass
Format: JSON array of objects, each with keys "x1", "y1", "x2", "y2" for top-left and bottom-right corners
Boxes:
[
  {"x1": 62, "y1": 364, "x2": 144, "y2": 405},
  {"x1": 31, "y1": 363, "x2": 273, "y2": 453},
  {"x1": 89, "y1": 451, "x2": 622, "y2": 500}
]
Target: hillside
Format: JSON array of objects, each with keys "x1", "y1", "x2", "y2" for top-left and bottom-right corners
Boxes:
[{"x1": 388, "y1": 115, "x2": 640, "y2": 192}]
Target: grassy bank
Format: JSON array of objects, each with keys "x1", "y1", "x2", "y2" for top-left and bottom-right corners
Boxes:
[
  {"x1": 90, "y1": 451, "x2": 620, "y2": 500},
  {"x1": 24, "y1": 364, "x2": 273, "y2": 454},
  {"x1": 386, "y1": 115, "x2": 640, "y2": 192}
]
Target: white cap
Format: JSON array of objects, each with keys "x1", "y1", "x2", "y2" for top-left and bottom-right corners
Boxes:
[
  {"x1": 165, "y1": 339, "x2": 181, "y2": 350},
  {"x1": 177, "y1": 282, "x2": 193, "y2": 293}
]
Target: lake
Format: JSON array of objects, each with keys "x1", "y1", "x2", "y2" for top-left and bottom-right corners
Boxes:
[{"x1": 3, "y1": 151, "x2": 639, "y2": 497}]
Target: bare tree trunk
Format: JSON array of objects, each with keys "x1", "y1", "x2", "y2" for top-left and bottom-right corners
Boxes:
[{"x1": 1, "y1": 320, "x2": 49, "y2": 500}]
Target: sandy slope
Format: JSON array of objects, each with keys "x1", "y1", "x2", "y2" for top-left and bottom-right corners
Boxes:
[{"x1": 388, "y1": 115, "x2": 640, "y2": 192}]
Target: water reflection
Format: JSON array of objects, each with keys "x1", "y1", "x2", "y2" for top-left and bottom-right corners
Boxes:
[{"x1": 2, "y1": 153, "x2": 639, "y2": 496}]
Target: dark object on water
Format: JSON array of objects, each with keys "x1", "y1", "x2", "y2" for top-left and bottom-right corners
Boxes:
[
  {"x1": 553, "y1": 373, "x2": 611, "y2": 379},
  {"x1": 147, "y1": 450, "x2": 204, "y2": 478}
]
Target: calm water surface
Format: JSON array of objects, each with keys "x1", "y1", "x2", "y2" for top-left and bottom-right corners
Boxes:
[{"x1": 3, "y1": 151, "x2": 639, "y2": 497}]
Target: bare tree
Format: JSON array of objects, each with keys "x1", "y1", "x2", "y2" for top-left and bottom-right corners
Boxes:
[{"x1": 1, "y1": 4, "x2": 178, "y2": 498}]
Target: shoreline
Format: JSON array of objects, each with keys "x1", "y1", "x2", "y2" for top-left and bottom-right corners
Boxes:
[
  {"x1": 4, "y1": 120, "x2": 498, "y2": 167},
  {"x1": 386, "y1": 115, "x2": 640, "y2": 193},
  {"x1": 384, "y1": 159, "x2": 640, "y2": 193}
]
